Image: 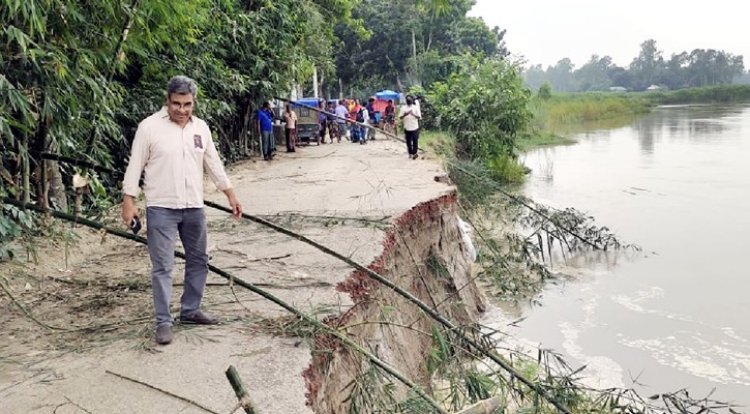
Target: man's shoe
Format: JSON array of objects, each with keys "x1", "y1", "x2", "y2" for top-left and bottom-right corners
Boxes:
[
  {"x1": 179, "y1": 310, "x2": 220, "y2": 325},
  {"x1": 155, "y1": 324, "x2": 173, "y2": 345}
]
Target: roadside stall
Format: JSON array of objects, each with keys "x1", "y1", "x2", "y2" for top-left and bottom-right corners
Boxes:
[
  {"x1": 374, "y1": 90, "x2": 400, "y2": 112},
  {"x1": 373, "y1": 90, "x2": 401, "y2": 127}
]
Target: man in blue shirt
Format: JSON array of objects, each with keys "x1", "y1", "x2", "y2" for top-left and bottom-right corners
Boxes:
[{"x1": 257, "y1": 102, "x2": 275, "y2": 160}]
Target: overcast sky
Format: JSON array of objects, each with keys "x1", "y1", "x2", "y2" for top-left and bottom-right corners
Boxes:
[{"x1": 469, "y1": 0, "x2": 749, "y2": 69}]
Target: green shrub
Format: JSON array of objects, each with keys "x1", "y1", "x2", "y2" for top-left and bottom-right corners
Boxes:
[
  {"x1": 538, "y1": 82, "x2": 552, "y2": 100},
  {"x1": 429, "y1": 58, "x2": 532, "y2": 161},
  {"x1": 486, "y1": 154, "x2": 527, "y2": 184}
]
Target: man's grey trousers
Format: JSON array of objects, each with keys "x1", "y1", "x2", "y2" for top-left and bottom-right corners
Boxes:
[{"x1": 146, "y1": 207, "x2": 208, "y2": 327}]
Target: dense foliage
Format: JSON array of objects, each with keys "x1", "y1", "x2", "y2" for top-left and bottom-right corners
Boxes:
[
  {"x1": 1, "y1": 0, "x2": 357, "y2": 181},
  {"x1": 525, "y1": 39, "x2": 747, "y2": 92},
  {"x1": 428, "y1": 58, "x2": 532, "y2": 181},
  {"x1": 330, "y1": 0, "x2": 507, "y2": 96},
  {"x1": 0, "y1": 0, "x2": 359, "y2": 255},
  {"x1": 0, "y1": 0, "x2": 521, "y2": 218}
]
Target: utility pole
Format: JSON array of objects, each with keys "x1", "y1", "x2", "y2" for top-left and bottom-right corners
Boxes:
[{"x1": 312, "y1": 66, "x2": 319, "y2": 99}]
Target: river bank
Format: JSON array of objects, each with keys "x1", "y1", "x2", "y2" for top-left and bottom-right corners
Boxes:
[
  {"x1": 519, "y1": 84, "x2": 750, "y2": 151},
  {"x1": 0, "y1": 136, "x2": 489, "y2": 413}
]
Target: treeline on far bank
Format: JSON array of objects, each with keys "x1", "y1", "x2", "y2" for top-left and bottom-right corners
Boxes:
[
  {"x1": 520, "y1": 83, "x2": 750, "y2": 150},
  {"x1": 524, "y1": 39, "x2": 747, "y2": 92}
]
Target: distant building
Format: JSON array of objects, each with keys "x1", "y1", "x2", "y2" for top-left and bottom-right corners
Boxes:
[
  {"x1": 608, "y1": 86, "x2": 627, "y2": 93},
  {"x1": 646, "y1": 84, "x2": 662, "y2": 91}
]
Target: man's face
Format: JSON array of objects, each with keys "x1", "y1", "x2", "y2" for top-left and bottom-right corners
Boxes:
[{"x1": 166, "y1": 93, "x2": 194, "y2": 126}]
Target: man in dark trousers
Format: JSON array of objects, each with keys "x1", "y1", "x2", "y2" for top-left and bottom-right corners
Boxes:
[{"x1": 399, "y1": 95, "x2": 422, "y2": 159}]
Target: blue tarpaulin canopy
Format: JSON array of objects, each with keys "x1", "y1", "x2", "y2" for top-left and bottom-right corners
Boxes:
[
  {"x1": 375, "y1": 90, "x2": 400, "y2": 101},
  {"x1": 292, "y1": 98, "x2": 320, "y2": 108}
]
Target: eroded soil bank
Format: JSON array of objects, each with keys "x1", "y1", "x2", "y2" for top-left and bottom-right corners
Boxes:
[{"x1": 0, "y1": 136, "x2": 484, "y2": 413}]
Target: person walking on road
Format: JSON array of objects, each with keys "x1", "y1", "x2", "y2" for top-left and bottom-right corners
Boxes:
[
  {"x1": 399, "y1": 95, "x2": 422, "y2": 159},
  {"x1": 283, "y1": 104, "x2": 298, "y2": 152},
  {"x1": 121, "y1": 75, "x2": 243, "y2": 345}
]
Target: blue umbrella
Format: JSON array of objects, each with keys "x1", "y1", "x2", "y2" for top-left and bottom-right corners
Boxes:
[{"x1": 375, "y1": 90, "x2": 400, "y2": 101}]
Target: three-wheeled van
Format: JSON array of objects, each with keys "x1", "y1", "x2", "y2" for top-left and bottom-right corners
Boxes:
[{"x1": 293, "y1": 98, "x2": 321, "y2": 145}]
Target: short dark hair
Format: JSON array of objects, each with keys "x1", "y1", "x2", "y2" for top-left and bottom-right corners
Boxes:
[{"x1": 262, "y1": 101, "x2": 271, "y2": 109}]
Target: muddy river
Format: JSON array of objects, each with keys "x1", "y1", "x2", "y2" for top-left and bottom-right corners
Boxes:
[{"x1": 492, "y1": 104, "x2": 750, "y2": 406}]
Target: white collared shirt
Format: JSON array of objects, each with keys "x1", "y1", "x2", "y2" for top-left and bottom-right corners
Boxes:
[
  {"x1": 398, "y1": 104, "x2": 421, "y2": 131},
  {"x1": 123, "y1": 107, "x2": 232, "y2": 208}
]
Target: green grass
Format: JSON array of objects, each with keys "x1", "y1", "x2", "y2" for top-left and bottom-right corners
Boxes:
[
  {"x1": 516, "y1": 132, "x2": 577, "y2": 151},
  {"x1": 519, "y1": 92, "x2": 652, "y2": 152},
  {"x1": 420, "y1": 130, "x2": 455, "y2": 156},
  {"x1": 530, "y1": 93, "x2": 650, "y2": 130}
]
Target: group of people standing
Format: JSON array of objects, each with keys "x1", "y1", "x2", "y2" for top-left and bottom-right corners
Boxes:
[{"x1": 264, "y1": 94, "x2": 422, "y2": 158}]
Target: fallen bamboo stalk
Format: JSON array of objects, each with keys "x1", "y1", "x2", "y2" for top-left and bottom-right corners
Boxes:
[
  {"x1": 225, "y1": 365, "x2": 255, "y2": 414},
  {"x1": 204, "y1": 200, "x2": 573, "y2": 414},
  {"x1": 452, "y1": 396, "x2": 503, "y2": 414},
  {"x1": 5, "y1": 152, "x2": 578, "y2": 413},
  {"x1": 448, "y1": 163, "x2": 603, "y2": 251},
  {"x1": 34, "y1": 149, "x2": 601, "y2": 254},
  {"x1": 63, "y1": 396, "x2": 93, "y2": 414},
  {"x1": 105, "y1": 370, "x2": 219, "y2": 414},
  {"x1": 0, "y1": 278, "x2": 70, "y2": 331},
  {"x1": 5, "y1": 199, "x2": 447, "y2": 414}
]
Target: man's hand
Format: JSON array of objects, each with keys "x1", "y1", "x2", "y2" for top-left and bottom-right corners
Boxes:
[
  {"x1": 223, "y1": 189, "x2": 243, "y2": 218},
  {"x1": 121, "y1": 195, "x2": 139, "y2": 227}
]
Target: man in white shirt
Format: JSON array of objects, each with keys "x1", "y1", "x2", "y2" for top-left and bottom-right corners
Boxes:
[
  {"x1": 121, "y1": 76, "x2": 242, "y2": 345},
  {"x1": 398, "y1": 95, "x2": 422, "y2": 159}
]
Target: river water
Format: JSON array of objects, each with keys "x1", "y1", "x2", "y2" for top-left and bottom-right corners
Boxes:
[{"x1": 493, "y1": 104, "x2": 750, "y2": 406}]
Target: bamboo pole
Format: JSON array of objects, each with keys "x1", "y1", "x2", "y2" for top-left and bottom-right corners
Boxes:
[
  {"x1": 204, "y1": 200, "x2": 573, "y2": 414},
  {"x1": 9, "y1": 153, "x2": 578, "y2": 414},
  {"x1": 106, "y1": 370, "x2": 218, "y2": 414},
  {"x1": 452, "y1": 396, "x2": 502, "y2": 414},
  {"x1": 20, "y1": 138, "x2": 30, "y2": 203},
  {"x1": 225, "y1": 366, "x2": 255, "y2": 414},
  {"x1": 38, "y1": 152, "x2": 124, "y2": 177},
  {"x1": 2, "y1": 198, "x2": 448, "y2": 414}
]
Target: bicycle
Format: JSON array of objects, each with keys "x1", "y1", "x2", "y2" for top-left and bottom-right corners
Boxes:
[{"x1": 383, "y1": 116, "x2": 396, "y2": 135}]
